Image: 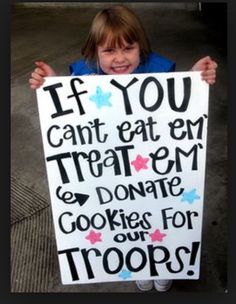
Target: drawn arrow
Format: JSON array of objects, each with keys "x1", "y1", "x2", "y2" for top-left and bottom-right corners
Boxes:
[
  {"x1": 74, "y1": 192, "x2": 90, "y2": 206},
  {"x1": 56, "y1": 186, "x2": 90, "y2": 206}
]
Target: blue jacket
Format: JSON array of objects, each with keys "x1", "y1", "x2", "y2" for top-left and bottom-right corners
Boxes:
[{"x1": 69, "y1": 52, "x2": 175, "y2": 76}]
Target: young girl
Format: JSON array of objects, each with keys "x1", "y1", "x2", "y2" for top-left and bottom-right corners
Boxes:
[
  {"x1": 29, "y1": 4, "x2": 217, "y2": 89},
  {"x1": 29, "y1": 4, "x2": 217, "y2": 292}
]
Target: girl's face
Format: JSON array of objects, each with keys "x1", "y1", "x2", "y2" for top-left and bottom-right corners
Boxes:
[{"x1": 97, "y1": 39, "x2": 140, "y2": 75}]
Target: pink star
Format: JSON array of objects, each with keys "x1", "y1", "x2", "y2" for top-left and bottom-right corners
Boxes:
[
  {"x1": 85, "y1": 230, "x2": 102, "y2": 244},
  {"x1": 131, "y1": 154, "x2": 149, "y2": 172},
  {"x1": 149, "y1": 229, "x2": 167, "y2": 242}
]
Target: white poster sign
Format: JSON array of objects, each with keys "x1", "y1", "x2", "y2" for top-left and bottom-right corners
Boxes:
[{"x1": 36, "y1": 72, "x2": 209, "y2": 284}]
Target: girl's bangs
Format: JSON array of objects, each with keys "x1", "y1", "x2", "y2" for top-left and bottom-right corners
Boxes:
[{"x1": 98, "y1": 27, "x2": 137, "y2": 48}]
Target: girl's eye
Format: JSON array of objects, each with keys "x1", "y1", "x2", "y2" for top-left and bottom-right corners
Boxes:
[
  {"x1": 125, "y1": 47, "x2": 133, "y2": 51},
  {"x1": 103, "y1": 48, "x2": 114, "y2": 53}
]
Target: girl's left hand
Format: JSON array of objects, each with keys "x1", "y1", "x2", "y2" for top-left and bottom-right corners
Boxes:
[{"x1": 191, "y1": 56, "x2": 218, "y2": 85}]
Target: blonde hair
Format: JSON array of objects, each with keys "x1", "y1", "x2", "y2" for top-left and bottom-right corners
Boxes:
[{"x1": 81, "y1": 5, "x2": 151, "y2": 64}]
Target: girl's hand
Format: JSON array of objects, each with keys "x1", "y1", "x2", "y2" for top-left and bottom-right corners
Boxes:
[
  {"x1": 29, "y1": 61, "x2": 56, "y2": 89},
  {"x1": 191, "y1": 56, "x2": 218, "y2": 85}
]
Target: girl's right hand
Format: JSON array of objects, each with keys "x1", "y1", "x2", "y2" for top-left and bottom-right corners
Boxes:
[{"x1": 29, "y1": 61, "x2": 56, "y2": 89}]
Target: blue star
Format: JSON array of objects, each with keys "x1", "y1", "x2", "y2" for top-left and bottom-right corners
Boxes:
[
  {"x1": 181, "y1": 188, "x2": 200, "y2": 204},
  {"x1": 119, "y1": 269, "x2": 132, "y2": 280},
  {"x1": 89, "y1": 86, "x2": 112, "y2": 109}
]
